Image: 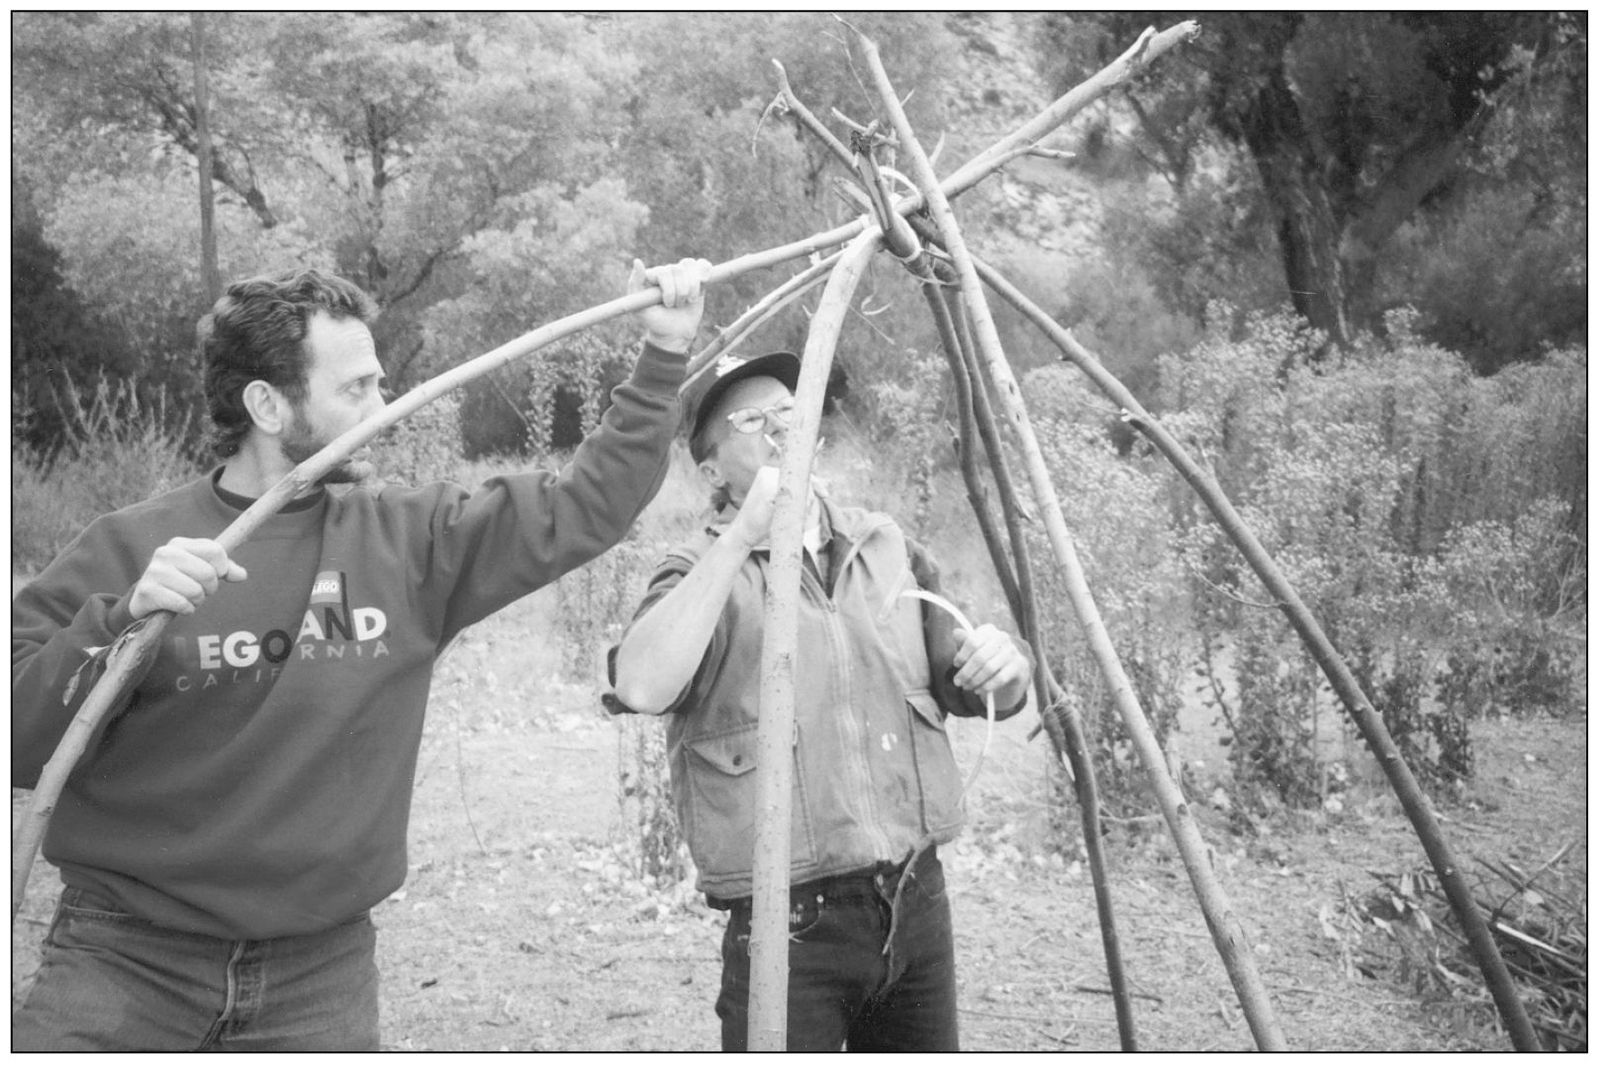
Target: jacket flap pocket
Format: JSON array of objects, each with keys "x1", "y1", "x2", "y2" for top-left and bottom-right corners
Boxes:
[
  {"x1": 905, "y1": 689, "x2": 946, "y2": 730},
  {"x1": 686, "y1": 726, "x2": 759, "y2": 776}
]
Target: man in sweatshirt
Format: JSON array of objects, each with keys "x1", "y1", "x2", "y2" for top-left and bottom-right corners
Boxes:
[{"x1": 12, "y1": 257, "x2": 710, "y2": 1051}]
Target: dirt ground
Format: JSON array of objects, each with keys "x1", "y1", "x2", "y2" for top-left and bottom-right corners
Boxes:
[{"x1": 13, "y1": 649, "x2": 1586, "y2": 1053}]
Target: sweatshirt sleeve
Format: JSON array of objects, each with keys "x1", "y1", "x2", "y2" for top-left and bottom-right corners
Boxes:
[
  {"x1": 429, "y1": 341, "x2": 688, "y2": 637},
  {"x1": 12, "y1": 518, "x2": 147, "y2": 788}
]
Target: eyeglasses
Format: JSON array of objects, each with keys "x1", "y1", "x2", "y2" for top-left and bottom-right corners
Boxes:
[{"x1": 725, "y1": 398, "x2": 795, "y2": 435}]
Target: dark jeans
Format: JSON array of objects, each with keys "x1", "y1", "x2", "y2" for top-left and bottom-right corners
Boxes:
[
  {"x1": 12, "y1": 886, "x2": 380, "y2": 1052},
  {"x1": 714, "y1": 845, "x2": 958, "y2": 1052}
]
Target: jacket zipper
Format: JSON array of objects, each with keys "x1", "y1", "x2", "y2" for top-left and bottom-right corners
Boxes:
[{"x1": 805, "y1": 533, "x2": 896, "y2": 862}]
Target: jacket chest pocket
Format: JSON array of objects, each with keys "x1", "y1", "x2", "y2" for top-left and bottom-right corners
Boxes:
[
  {"x1": 678, "y1": 724, "x2": 817, "y2": 884},
  {"x1": 906, "y1": 690, "x2": 965, "y2": 835}
]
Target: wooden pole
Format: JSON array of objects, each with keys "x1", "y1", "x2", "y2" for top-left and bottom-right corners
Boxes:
[
  {"x1": 921, "y1": 283, "x2": 1023, "y2": 625},
  {"x1": 923, "y1": 280, "x2": 1137, "y2": 1049},
  {"x1": 856, "y1": 26, "x2": 1288, "y2": 1050},
  {"x1": 747, "y1": 228, "x2": 885, "y2": 1049},
  {"x1": 767, "y1": 28, "x2": 1205, "y2": 1043},
  {"x1": 945, "y1": 288, "x2": 1138, "y2": 1049},
  {"x1": 937, "y1": 20, "x2": 1199, "y2": 196},
  {"x1": 685, "y1": 252, "x2": 840, "y2": 387},
  {"x1": 970, "y1": 259, "x2": 1543, "y2": 1053}
]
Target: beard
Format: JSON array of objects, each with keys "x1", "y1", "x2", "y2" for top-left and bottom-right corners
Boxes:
[{"x1": 282, "y1": 410, "x2": 377, "y2": 487}]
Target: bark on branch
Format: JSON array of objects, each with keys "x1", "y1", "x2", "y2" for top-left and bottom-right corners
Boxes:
[
  {"x1": 963, "y1": 245, "x2": 1542, "y2": 1054},
  {"x1": 746, "y1": 228, "x2": 885, "y2": 1049},
  {"x1": 855, "y1": 23, "x2": 1288, "y2": 1052}
]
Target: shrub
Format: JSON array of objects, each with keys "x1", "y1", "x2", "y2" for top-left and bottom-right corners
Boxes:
[
  {"x1": 1432, "y1": 499, "x2": 1584, "y2": 721},
  {"x1": 615, "y1": 712, "x2": 684, "y2": 885},
  {"x1": 381, "y1": 394, "x2": 466, "y2": 486},
  {"x1": 12, "y1": 376, "x2": 204, "y2": 573},
  {"x1": 1161, "y1": 312, "x2": 1585, "y2": 804},
  {"x1": 1024, "y1": 366, "x2": 1193, "y2": 815}
]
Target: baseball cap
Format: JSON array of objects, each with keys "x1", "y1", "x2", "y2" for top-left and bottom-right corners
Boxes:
[{"x1": 683, "y1": 350, "x2": 801, "y2": 459}]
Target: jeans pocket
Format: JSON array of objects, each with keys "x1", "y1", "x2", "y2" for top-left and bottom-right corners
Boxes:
[{"x1": 54, "y1": 890, "x2": 147, "y2": 941}]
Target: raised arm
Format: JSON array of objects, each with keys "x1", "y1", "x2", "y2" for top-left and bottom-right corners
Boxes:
[
  {"x1": 611, "y1": 466, "x2": 779, "y2": 715},
  {"x1": 427, "y1": 259, "x2": 711, "y2": 635}
]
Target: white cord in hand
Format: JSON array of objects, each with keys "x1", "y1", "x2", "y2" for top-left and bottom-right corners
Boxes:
[{"x1": 897, "y1": 589, "x2": 995, "y2": 809}]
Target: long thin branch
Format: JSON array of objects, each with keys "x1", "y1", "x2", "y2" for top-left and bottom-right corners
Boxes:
[
  {"x1": 747, "y1": 228, "x2": 885, "y2": 1049},
  {"x1": 921, "y1": 279, "x2": 1022, "y2": 629},
  {"x1": 963, "y1": 244, "x2": 1541, "y2": 1054},
  {"x1": 685, "y1": 252, "x2": 842, "y2": 387},
  {"x1": 767, "y1": 60, "x2": 858, "y2": 174},
  {"x1": 942, "y1": 281, "x2": 1136, "y2": 1051},
  {"x1": 855, "y1": 24, "x2": 1286, "y2": 1052},
  {"x1": 938, "y1": 21, "x2": 1199, "y2": 198}
]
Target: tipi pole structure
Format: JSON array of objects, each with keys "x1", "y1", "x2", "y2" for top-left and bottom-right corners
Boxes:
[
  {"x1": 941, "y1": 286, "x2": 1138, "y2": 1049},
  {"x1": 687, "y1": 252, "x2": 842, "y2": 383},
  {"x1": 921, "y1": 280, "x2": 1137, "y2": 1049},
  {"x1": 965, "y1": 259, "x2": 1543, "y2": 1053},
  {"x1": 855, "y1": 26, "x2": 1289, "y2": 1050},
  {"x1": 921, "y1": 283, "x2": 1023, "y2": 626},
  {"x1": 746, "y1": 228, "x2": 885, "y2": 1049},
  {"x1": 845, "y1": 127, "x2": 1139, "y2": 1043}
]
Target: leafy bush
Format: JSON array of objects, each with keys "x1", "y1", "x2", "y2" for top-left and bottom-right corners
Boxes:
[
  {"x1": 1093, "y1": 159, "x2": 1292, "y2": 331},
  {"x1": 11, "y1": 202, "x2": 143, "y2": 455},
  {"x1": 1055, "y1": 248, "x2": 1204, "y2": 406},
  {"x1": 615, "y1": 714, "x2": 685, "y2": 886},
  {"x1": 1023, "y1": 366, "x2": 1193, "y2": 814},
  {"x1": 1432, "y1": 499, "x2": 1584, "y2": 721},
  {"x1": 12, "y1": 377, "x2": 204, "y2": 573},
  {"x1": 1161, "y1": 312, "x2": 1585, "y2": 805},
  {"x1": 380, "y1": 394, "x2": 466, "y2": 487}
]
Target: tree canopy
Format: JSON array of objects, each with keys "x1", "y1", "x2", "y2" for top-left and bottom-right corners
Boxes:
[
  {"x1": 1041, "y1": 11, "x2": 1586, "y2": 368},
  {"x1": 11, "y1": 12, "x2": 1586, "y2": 457},
  {"x1": 13, "y1": 12, "x2": 965, "y2": 453}
]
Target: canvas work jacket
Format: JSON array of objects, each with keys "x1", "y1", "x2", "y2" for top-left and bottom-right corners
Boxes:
[{"x1": 607, "y1": 496, "x2": 1027, "y2": 902}]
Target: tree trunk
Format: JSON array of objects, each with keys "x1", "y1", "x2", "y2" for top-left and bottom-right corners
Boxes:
[
  {"x1": 1237, "y1": 74, "x2": 1352, "y2": 348},
  {"x1": 190, "y1": 13, "x2": 220, "y2": 304}
]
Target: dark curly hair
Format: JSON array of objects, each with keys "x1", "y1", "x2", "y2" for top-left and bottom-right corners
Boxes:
[{"x1": 198, "y1": 269, "x2": 378, "y2": 459}]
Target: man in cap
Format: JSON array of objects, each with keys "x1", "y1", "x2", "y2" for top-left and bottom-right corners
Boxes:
[{"x1": 607, "y1": 350, "x2": 1032, "y2": 1051}]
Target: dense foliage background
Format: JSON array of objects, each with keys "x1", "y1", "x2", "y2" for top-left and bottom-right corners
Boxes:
[{"x1": 11, "y1": 12, "x2": 1587, "y2": 811}]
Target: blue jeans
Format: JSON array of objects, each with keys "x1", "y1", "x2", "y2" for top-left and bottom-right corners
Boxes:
[
  {"x1": 714, "y1": 845, "x2": 959, "y2": 1052},
  {"x1": 12, "y1": 886, "x2": 380, "y2": 1052}
]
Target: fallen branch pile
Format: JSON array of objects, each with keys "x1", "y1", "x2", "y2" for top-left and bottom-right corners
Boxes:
[{"x1": 1356, "y1": 841, "x2": 1585, "y2": 1051}]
